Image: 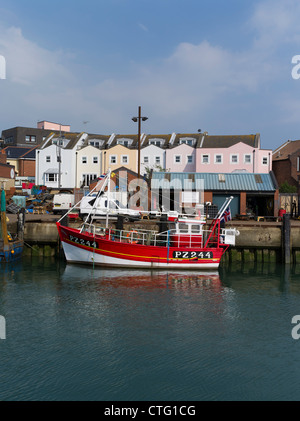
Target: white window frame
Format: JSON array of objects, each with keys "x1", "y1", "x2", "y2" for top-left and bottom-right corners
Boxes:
[
  {"x1": 110, "y1": 155, "x2": 117, "y2": 165},
  {"x1": 149, "y1": 139, "x2": 163, "y2": 147},
  {"x1": 82, "y1": 156, "x2": 87, "y2": 164},
  {"x1": 93, "y1": 156, "x2": 98, "y2": 164},
  {"x1": 174, "y1": 155, "x2": 182, "y2": 164},
  {"x1": 121, "y1": 155, "x2": 128, "y2": 164},
  {"x1": 82, "y1": 173, "x2": 98, "y2": 187},
  {"x1": 230, "y1": 154, "x2": 239, "y2": 164},
  {"x1": 187, "y1": 155, "x2": 194, "y2": 164},
  {"x1": 25, "y1": 135, "x2": 36, "y2": 143},
  {"x1": 46, "y1": 156, "x2": 51, "y2": 163},
  {"x1": 117, "y1": 139, "x2": 132, "y2": 147},
  {"x1": 179, "y1": 138, "x2": 195, "y2": 146},
  {"x1": 214, "y1": 154, "x2": 223, "y2": 164},
  {"x1": 155, "y1": 156, "x2": 161, "y2": 164},
  {"x1": 202, "y1": 154, "x2": 210, "y2": 164},
  {"x1": 244, "y1": 154, "x2": 252, "y2": 164},
  {"x1": 45, "y1": 173, "x2": 58, "y2": 183},
  {"x1": 143, "y1": 156, "x2": 149, "y2": 164}
]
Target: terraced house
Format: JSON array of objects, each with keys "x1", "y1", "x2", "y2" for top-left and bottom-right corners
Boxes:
[
  {"x1": 31, "y1": 126, "x2": 278, "y2": 217},
  {"x1": 36, "y1": 132, "x2": 88, "y2": 189}
]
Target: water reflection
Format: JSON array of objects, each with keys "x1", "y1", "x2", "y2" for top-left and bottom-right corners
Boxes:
[
  {"x1": 61, "y1": 263, "x2": 222, "y2": 291},
  {"x1": 2, "y1": 257, "x2": 300, "y2": 296},
  {"x1": 1, "y1": 257, "x2": 300, "y2": 400}
]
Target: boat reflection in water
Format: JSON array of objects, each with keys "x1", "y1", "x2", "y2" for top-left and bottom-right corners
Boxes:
[{"x1": 61, "y1": 264, "x2": 221, "y2": 290}]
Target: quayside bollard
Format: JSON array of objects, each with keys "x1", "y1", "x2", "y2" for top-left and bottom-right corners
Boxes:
[{"x1": 282, "y1": 213, "x2": 291, "y2": 264}]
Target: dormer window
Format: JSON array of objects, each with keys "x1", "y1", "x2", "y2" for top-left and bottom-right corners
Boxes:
[
  {"x1": 117, "y1": 138, "x2": 133, "y2": 147},
  {"x1": 89, "y1": 139, "x2": 104, "y2": 148},
  {"x1": 52, "y1": 137, "x2": 68, "y2": 148},
  {"x1": 179, "y1": 137, "x2": 196, "y2": 146},
  {"x1": 149, "y1": 138, "x2": 164, "y2": 147}
]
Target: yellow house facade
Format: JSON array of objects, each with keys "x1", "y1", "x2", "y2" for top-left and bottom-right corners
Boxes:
[{"x1": 102, "y1": 145, "x2": 137, "y2": 174}]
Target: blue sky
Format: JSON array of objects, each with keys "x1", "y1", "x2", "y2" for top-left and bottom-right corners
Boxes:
[{"x1": 0, "y1": 0, "x2": 300, "y2": 150}]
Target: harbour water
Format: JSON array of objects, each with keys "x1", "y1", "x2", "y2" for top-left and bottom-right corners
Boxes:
[{"x1": 1, "y1": 257, "x2": 300, "y2": 401}]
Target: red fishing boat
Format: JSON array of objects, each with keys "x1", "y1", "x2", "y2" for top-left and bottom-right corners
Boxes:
[{"x1": 56, "y1": 171, "x2": 238, "y2": 269}]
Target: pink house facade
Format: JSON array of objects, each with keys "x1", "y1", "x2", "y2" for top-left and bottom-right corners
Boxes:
[
  {"x1": 196, "y1": 142, "x2": 272, "y2": 173},
  {"x1": 166, "y1": 134, "x2": 272, "y2": 174},
  {"x1": 165, "y1": 143, "x2": 196, "y2": 173}
]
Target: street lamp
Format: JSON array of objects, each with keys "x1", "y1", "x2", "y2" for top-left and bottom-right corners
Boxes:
[{"x1": 132, "y1": 106, "x2": 148, "y2": 179}]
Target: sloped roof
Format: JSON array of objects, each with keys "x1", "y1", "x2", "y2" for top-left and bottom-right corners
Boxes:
[
  {"x1": 142, "y1": 134, "x2": 173, "y2": 149},
  {"x1": 272, "y1": 140, "x2": 300, "y2": 161},
  {"x1": 3, "y1": 146, "x2": 35, "y2": 159},
  {"x1": 169, "y1": 133, "x2": 202, "y2": 148},
  {"x1": 201, "y1": 134, "x2": 258, "y2": 149},
  {"x1": 85, "y1": 134, "x2": 111, "y2": 149},
  {"x1": 109, "y1": 134, "x2": 139, "y2": 149},
  {"x1": 40, "y1": 132, "x2": 83, "y2": 150},
  {"x1": 56, "y1": 132, "x2": 83, "y2": 150},
  {"x1": 20, "y1": 148, "x2": 37, "y2": 159}
]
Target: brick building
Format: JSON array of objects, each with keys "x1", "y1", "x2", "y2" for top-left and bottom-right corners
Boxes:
[
  {"x1": 272, "y1": 140, "x2": 300, "y2": 190},
  {"x1": 3, "y1": 146, "x2": 36, "y2": 186}
]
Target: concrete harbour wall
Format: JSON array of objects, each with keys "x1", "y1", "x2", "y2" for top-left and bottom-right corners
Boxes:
[{"x1": 19, "y1": 217, "x2": 300, "y2": 264}]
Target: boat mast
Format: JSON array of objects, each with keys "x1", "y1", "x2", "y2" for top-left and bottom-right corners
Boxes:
[
  {"x1": 105, "y1": 168, "x2": 111, "y2": 228},
  {"x1": 204, "y1": 196, "x2": 234, "y2": 248},
  {"x1": 215, "y1": 196, "x2": 234, "y2": 220}
]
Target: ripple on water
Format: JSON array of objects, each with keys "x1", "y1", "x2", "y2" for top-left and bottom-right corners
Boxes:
[{"x1": 1, "y1": 259, "x2": 300, "y2": 400}]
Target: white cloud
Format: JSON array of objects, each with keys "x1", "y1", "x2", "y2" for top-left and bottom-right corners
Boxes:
[
  {"x1": 250, "y1": 0, "x2": 300, "y2": 47},
  {"x1": 0, "y1": 24, "x2": 73, "y2": 86},
  {"x1": 0, "y1": 0, "x2": 299, "y2": 146}
]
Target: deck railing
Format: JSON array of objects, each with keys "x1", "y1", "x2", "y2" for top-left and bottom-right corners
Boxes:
[{"x1": 79, "y1": 223, "x2": 225, "y2": 248}]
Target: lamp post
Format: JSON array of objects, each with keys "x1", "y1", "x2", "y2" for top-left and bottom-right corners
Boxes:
[{"x1": 132, "y1": 106, "x2": 148, "y2": 179}]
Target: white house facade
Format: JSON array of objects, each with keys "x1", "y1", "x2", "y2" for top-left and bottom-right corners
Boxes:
[
  {"x1": 140, "y1": 144, "x2": 166, "y2": 176},
  {"x1": 35, "y1": 132, "x2": 87, "y2": 189},
  {"x1": 76, "y1": 145, "x2": 102, "y2": 188}
]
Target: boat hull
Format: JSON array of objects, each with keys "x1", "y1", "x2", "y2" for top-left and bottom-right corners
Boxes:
[
  {"x1": 0, "y1": 240, "x2": 23, "y2": 263},
  {"x1": 57, "y1": 223, "x2": 227, "y2": 270}
]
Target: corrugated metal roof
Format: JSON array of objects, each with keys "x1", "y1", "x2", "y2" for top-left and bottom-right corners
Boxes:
[{"x1": 151, "y1": 172, "x2": 276, "y2": 191}]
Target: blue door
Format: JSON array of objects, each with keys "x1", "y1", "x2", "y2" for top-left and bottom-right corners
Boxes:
[{"x1": 212, "y1": 194, "x2": 240, "y2": 217}]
